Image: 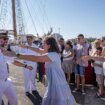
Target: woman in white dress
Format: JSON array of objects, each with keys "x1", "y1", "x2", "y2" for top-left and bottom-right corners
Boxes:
[
  {"x1": 62, "y1": 40, "x2": 74, "y2": 83},
  {"x1": 7, "y1": 37, "x2": 76, "y2": 105},
  {"x1": 93, "y1": 47, "x2": 104, "y2": 97}
]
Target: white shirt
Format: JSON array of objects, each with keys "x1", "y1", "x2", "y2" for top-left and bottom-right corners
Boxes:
[
  {"x1": 0, "y1": 49, "x2": 14, "y2": 80},
  {"x1": 63, "y1": 49, "x2": 73, "y2": 61},
  {"x1": 94, "y1": 61, "x2": 103, "y2": 75},
  {"x1": 74, "y1": 42, "x2": 89, "y2": 67},
  {"x1": 20, "y1": 43, "x2": 38, "y2": 67},
  {"x1": 10, "y1": 43, "x2": 38, "y2": 67}
]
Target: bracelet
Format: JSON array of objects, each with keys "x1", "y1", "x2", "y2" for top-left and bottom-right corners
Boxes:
[
  {"x1": 24, "y1": 64, "x2": 27, "y2": 68},
  {"x1": 16, "y1": 53, "x2": 20, "y2": 57}
]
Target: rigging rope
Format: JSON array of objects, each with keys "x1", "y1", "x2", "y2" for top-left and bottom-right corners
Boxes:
[
  {"x1": 15, "y1": 0, "x2": 25, "y2": 35},
  {"x1": 6, "y1": 0, "x2": 13, "y2": 30},
  {"x1": 0, "y1": 0, "x2": 8, "y2": 29},
  {"x1": 28, "y1": 0, "x2": 45, "y2": 34},
  {"x1": 37, "y1": 0, "x2": 51, "y2": 29},
  {"x1": 25, "y1": 0, "x2": 39, "y2": 37},
  {"x1": 3, "y1": 0, "x2": 8, "y2": 29},
  {"x1": 32, "y1": 0, "x2": 49, "y2": 33},
  {"x1": 20, "y1": 0, "x2": 29, "y2": 34}
]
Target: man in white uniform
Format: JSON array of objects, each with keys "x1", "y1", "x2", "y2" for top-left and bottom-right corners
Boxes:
[
  {"x1": 0, "y1": 35, "x2": 18, "y2": 105},
  {"x1": 19, "y1": 34, "x2": 42, "y2": 101},
  {"x1": 0, "y1": 34, "x2": 34, "y2": 105}
]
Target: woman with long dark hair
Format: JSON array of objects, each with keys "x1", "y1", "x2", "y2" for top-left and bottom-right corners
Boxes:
[{"x1": 4, "y1": 37, "x2": 76, "y2": 105}]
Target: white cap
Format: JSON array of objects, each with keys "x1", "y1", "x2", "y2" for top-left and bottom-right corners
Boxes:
[{"x1": 25, "y1": 34, "x2": 34, "y2": 37}]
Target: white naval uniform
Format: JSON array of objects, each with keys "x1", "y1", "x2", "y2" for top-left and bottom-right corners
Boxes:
[
  {"x1": 0, "y1": 50, "x2": 18, "y2": 105},
  {"x1": 21, "y1": 43, "x2": 38, "y2": 93}
]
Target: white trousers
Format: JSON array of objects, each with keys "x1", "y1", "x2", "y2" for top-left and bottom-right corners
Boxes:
[
  {"x1": 24, "y1": 66, "x2": 37, "y2": 92},
  {"x1": 0, "y1": 79, "x2": 18, "y2": 105}
]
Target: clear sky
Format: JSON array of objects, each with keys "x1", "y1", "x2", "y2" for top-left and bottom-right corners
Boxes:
[
  {"x1": 44, "y1": 0, "x2": 105, "y2": 39},
  {"x1": 1, "y1": 0, "x2": 105, "y2": 39}
]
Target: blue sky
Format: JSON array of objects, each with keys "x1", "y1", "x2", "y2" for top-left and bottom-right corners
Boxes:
[
  {"x1": 44, "y1": 0, "x2": 105, "y2": 39},
  {"x1": 1, "y1": 0, "x2": 105, "y2": 39}
]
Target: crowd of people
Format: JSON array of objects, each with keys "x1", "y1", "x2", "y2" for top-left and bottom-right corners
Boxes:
[
  {"x1": 0, "y1": 33, "x2": 105, "y2": 105},
  {"x1": 58, "y1": 34, "x2": 105, "y2": 97}
]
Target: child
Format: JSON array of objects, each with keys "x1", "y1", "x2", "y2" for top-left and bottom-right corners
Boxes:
[
  {"x1": 62, "y1": 40, "x2": 74, "y2": 84},
  {"x1": 93, "y1": 47, "x2": 104, "y2": 97}
]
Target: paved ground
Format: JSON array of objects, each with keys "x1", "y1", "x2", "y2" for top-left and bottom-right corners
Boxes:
[
  {"x1": 72, "y1": 86, "x2": 105, "y2": 105},
  {"x1": 2, "y1": 65, "x2": 105, "y2": 105}
]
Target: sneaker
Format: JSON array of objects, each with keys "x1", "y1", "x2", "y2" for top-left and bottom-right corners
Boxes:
[
  {"x1": 32, "y1": 90, "x2": 42, "y2": 102},
  {"x1": 72, "y1": 88, "x2": 80, "y2": 93},
  {"x1": 101, "y1": 97, "x2": 105, "y2": 100},
  {"x1": 2, "y1": 100, "x2": 4, "y2": 105},
  {"x1": 25, "y1": 92, "x2": 30, "y2": 96},
  {"x1": 95, "y1": 92, "x2": 104, "y2": 98},
  {"x1": 81, "y1": 90, "x2": 86, "y2": 95}
]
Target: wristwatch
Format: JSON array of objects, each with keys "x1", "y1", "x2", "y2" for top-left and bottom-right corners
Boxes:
[
  {"x1": 16, "y1": 53, "x2": 20, "y2": 57},
  {"x1": 24, "y1": 64, "x2": 27, "y2": 68}
]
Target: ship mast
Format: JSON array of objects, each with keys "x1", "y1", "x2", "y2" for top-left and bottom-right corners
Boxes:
[{"x1": 12, "y1": 0, "x2": 17, "y2": 38}]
